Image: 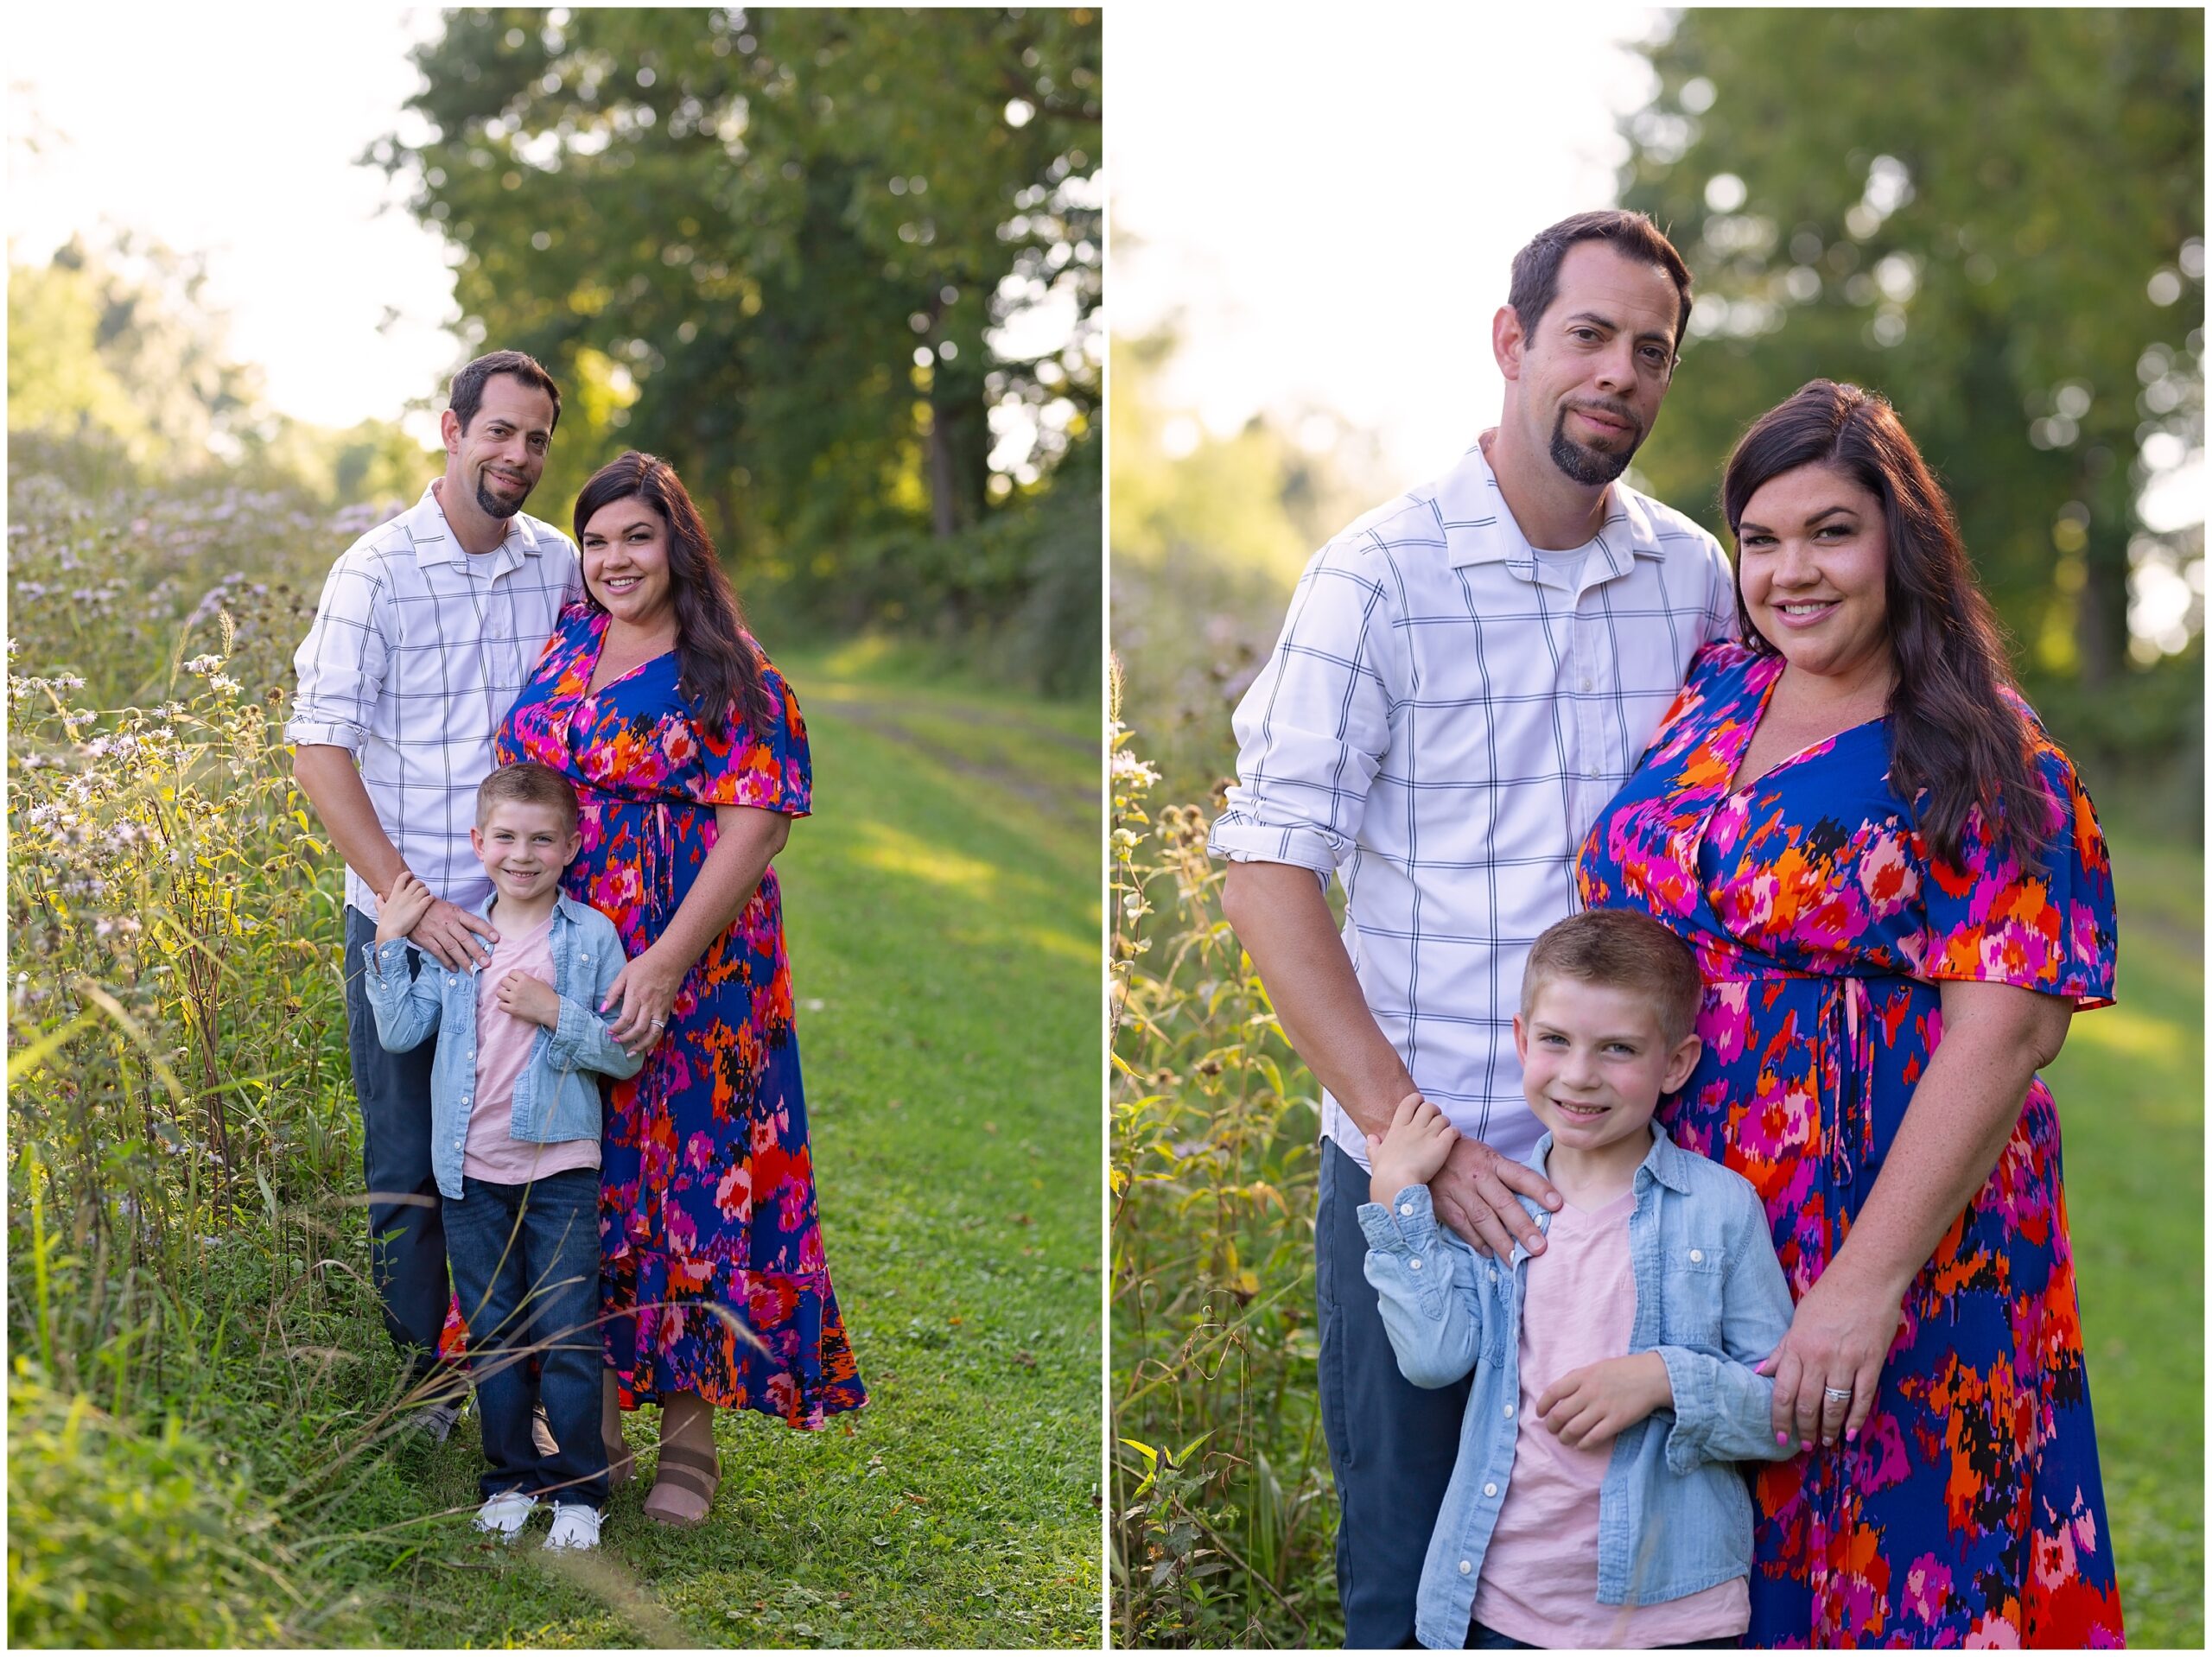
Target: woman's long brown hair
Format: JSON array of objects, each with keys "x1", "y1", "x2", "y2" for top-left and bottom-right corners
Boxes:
[
  {"x1": 574, "y1": 451, "x2": 766, "y2": 740},
  {"x1": 1720, "y1": 380, "x2": 2050, "y2": 867}
]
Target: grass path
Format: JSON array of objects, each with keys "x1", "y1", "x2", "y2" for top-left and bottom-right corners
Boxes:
[
  {"x1": 2048, "y1": 820, "x2": 2203, "y2": 1647},
  {"x1": 340, "y1": 656, "x2": 1101, "y2": 1647}
]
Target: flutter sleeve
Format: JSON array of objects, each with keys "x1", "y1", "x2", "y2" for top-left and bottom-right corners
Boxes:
[
  {"x1": 683, "y1": 646, "x2": 811, "y2": 816},
  {"x1": 1911, "y1": 728, "x2": 2116, "y2": 1009}
]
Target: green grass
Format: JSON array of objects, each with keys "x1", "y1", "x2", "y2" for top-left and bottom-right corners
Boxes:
[
  {"x1": 331, "y1": 663, "x2": 1103, "y2": 1647},
  {"x1": 2045, "y1": 817, "x2": 2203, "y2": 1648}
]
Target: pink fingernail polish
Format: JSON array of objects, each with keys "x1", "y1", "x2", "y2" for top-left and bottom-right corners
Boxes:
[
  {"x1": 1846, "y1": 1430, "x2": 1858, "y2": 1443},
  {"x1": 1776, "y1": 1432, "x2": 1788, "y2": 1445}
]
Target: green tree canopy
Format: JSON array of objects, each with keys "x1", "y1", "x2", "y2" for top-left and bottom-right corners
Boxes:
[
  {"x1": 372, "y1": 6, "x2": 1100, "y2": 600},
  {"x1": 1617, "y1": 8, "x2": 2202, "y2": 761}
]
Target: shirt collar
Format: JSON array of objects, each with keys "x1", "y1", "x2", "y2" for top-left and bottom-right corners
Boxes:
[
  {"x1": 407, "y1": 479, "x2": 548, "y2": 576},
  {"x1": 1438, "y1": 433, "x2": 1669, "y2": 586},
  {"x1": 1516, "y1": 1120, "x2": 1690, "y2": 1254},
  {"x1": 467, "y1": 889, "x2": 589, "y2": 929}
]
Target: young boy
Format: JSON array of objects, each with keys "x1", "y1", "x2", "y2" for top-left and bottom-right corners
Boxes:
[
  {"x1": 365, "y1": 761, "x2": 642, "y2": 1552},
  {"x1": 1360, "y1": 908, "x2": 1796, "y2": 1649}
]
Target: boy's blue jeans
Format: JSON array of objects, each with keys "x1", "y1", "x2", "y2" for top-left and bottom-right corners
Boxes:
[{"x1": 442, "y1": 1167, "x2": 608, "y2": 1509}]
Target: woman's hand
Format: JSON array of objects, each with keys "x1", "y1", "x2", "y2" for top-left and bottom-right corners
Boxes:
[
  {"x1": 602, "y1": 942, "x2": 684, "y2": 1056},
  {"x1": 1763, "y1": 1268, "x2": 1904, "y2": 1450}
]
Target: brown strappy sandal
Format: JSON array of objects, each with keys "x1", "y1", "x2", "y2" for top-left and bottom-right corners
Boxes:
[{"x1": 642, "y1": 1443, "x2": 721, "y2": 1527}]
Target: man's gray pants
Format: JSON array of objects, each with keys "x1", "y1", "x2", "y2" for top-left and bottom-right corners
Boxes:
[{"x1": 1315, "y1": 1138, "x2": 1476, "y2": 1648}]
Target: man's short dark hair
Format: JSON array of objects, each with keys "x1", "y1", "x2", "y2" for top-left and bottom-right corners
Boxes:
[
  {"x1": 450, "y1": 350, "x2": 563, "y2": 434},
  {"x1": 1521, "y1": 908, "x2": 1703, "y2": 1047},
  {"x1": 1507, "y1": 210, "x2": 1694, "y2": 350}
]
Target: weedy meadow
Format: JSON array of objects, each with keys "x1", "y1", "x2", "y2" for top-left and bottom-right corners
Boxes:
[
  {"x1": 1109, "y1": 663, "x2": 1341, "y2": 1648},
  {"x1": 5, "y1": 454, "x2": 464, "y2": 1644}
]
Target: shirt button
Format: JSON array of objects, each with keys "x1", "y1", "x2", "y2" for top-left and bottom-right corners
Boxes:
[
  {"x1": 1483, "y1": 1482, "x2": 1498, "y2": 1498},
  {"x1": 1503, "y1": 1404, "x2": 1515, "y2": 1419},
  {"x1": 1459, "y1": 1559, "x2": 1473, "y2": 1575},
  {"x1": 1689, "y1": 1248, "x2": 1705, "y2": 1263},
  {"x1": 1398, "y1": 1202, "x2": 1414, "y2": 1216},
  {"x1": 1580, "y1": 677, "x2": 1592, "y2": 691},
  {"x1": 1408, "y1": 1257, "x2": 1422, "y2": 1271}
]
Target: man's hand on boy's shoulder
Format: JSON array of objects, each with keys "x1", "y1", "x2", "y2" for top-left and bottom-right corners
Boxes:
[
  {"x1": 1431, "y1": 1136, "x2": 1563, "y2": 1260},
  {"x1": 1536, "y1": 1353, "x2": 1673, "y2": 1450}
]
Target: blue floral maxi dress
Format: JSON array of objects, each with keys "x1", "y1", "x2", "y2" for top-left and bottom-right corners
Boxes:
[
  {"x1": 499, "y1": 603, "x2": 866, "y2": 1427},
  {"x1": 1578, "y1": 643, "x2": 2121, "y2": 1647}
]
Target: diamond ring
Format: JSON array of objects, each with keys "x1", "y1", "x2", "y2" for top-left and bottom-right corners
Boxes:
[{"x1": 1822, "y1": 1386, "x2": 1853, "y2": 1402}]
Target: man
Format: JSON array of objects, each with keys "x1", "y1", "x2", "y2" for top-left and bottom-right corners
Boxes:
[
  {"x1": 289, "y1": 349, "x2": 582, "y2": 1433},
  {"x1": 1207, "y1": 211, "x2": 1735, "y2": 1645}
]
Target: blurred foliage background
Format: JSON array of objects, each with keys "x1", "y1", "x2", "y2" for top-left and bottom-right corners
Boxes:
[
  {"x1": 378, "y1": 5, "x2": 1101, "y2": 692},
  {"x1": 10, "y1": 4, "x2": 1102, "y2": 697},
  {"x1": 1112, "y1": 8, "x2": 2202, "y2": 1647}
]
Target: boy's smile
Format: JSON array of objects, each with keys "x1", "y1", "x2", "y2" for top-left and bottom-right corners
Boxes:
[{"x1": 471, "y1": 799, "x2": 581, "y2": 906}]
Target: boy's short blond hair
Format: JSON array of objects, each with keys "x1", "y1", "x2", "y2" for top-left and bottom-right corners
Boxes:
[
  {"x1": 476, "y1": 761, "x2": 580, "y2": 832},
  {"x1": 1521, "y1": 909, "x2": 1703, "y2": 1046}
]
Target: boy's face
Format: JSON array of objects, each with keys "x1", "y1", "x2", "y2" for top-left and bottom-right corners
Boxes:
[
  {"x1": 1514, "y1": 976, "x2": 1701, "y2": 1158},
  {"x1": 470, "y1": 799, "x2": 581, "y2": 904}
]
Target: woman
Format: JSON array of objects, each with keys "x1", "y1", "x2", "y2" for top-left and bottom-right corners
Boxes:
[
  {"x1": 497, "y1": 451, "x2": 866, "y2": 1527},
  {"x1": 1577, "y1": 382, "x2": 2121, "y2": 1647}
]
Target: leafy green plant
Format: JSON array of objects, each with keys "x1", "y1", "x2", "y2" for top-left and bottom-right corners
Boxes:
[
  {"x1": 1110, "y1": 666, "x2": 1340, "y2": 1647},
  {"x1": 6, "y1": 1362, "x2": 308, "y2": 1648}
]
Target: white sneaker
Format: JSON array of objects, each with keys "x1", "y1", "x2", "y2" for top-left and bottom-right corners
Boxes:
[
  {"x1": 543, "y1": 1503, "x2": 603, "y2": 1551},
  {"x1": 473, "y1": 1489, "x2": 539, "y2": 1540}
]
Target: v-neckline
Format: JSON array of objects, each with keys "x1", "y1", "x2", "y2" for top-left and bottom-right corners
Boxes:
[
  {"x1": 1721, "y1": 653, "x2": 1888, "y2": 799},
  {"x1": 582, "y1": 612, "x2": 675, "y2": 700}
]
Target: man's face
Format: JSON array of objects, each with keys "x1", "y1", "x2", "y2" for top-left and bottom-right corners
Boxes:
[
  {"x1": 1502, "y1": 241, "x2": 1681, "y2": 489},
  {"x1": 442, "y1": 373, "x2": 555, "y2": 520}
]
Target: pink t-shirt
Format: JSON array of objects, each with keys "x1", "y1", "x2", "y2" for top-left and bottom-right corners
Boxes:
[
  {"x1": 1470, "y1": 1191, "x2": 1748, "y2": 1649},
  {"x1": 463, "y1": 910, "x2": 601, "y2": 1185}
]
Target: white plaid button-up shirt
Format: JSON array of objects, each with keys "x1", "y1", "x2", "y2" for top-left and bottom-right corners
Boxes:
[
  {"x1": 1209, "y1": 435, "x2": 1734, "y2": 1169},
  {"x1": 287, "y1": 482, "x2": 582, "y2": 919}
]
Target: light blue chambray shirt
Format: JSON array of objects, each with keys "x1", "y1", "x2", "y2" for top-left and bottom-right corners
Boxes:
[
  {"x1": 1360, "y1": 1125, "x2": 1796, "y2": 1648},
  {"x1": 362, "y1": 892, "x2": 641, "y2": 1201}
]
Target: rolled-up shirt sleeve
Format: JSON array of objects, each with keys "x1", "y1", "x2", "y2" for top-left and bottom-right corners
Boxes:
[
  {"x1": 1206, "y1": 539, "x2": 1395, "y2": 876},
  {"x1": 285, "y1": 554, "x2": 389, "y2": 753}
]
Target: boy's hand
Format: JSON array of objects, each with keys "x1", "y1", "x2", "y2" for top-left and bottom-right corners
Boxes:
[
  {"x1": 375, "y1": 871, "x2": 437, "y2": 945},
  {"x1": 1367, "y1": 1094, "x2": 1459, "y2": 1205},
  {"x1": 494, "y1": 970, "x2": 562, "y2": 1030},
  {"x1": 1537, "y1": 1353, "x2": 1673, "y2": 1450}
]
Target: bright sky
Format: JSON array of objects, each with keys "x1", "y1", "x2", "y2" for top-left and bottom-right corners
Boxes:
[
  {"x1": 10, "y1": 8, "x2": 458, "y2": 436},
  {"x1": 1111, "y1": 4, "x2": 1668, "y2": 487}
]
